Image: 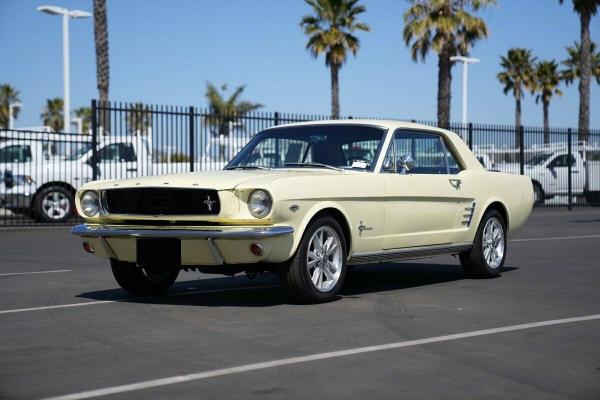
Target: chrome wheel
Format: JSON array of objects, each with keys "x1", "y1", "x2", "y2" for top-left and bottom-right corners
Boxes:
[
  {"x1": 307, "y1": 226, "x2": 343, "y2": 292},
  {"x1": 42, "y1": 191, "x2": 70, "y2": 220},
  {"x1": 482, "y1": 217, "x2": 504, "y2": 269}
]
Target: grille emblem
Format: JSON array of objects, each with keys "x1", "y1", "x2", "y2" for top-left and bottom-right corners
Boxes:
[{"x1": 204, "y1": 196, "x2": 216, "y2": 211}]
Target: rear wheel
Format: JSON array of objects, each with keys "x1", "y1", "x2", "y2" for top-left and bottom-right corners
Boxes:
[
  {"x1": 110, "y1": 259, "x2": 179, "y2": 295},
  {"x1": 459, "y1": 209, "x2": 507, "y2": 278},
  {"x1": 279, "y1": 216, "x2": 347, "y2": 303}
]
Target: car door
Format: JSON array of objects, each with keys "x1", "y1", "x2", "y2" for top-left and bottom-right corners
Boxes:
[
  {"x1": 546, "y1": 154, "x2": 584, "y2": 195},
  {"x1": 97, "y1": 142, "x2": 138, "y2": 180},
  {"x1": 382, "y1": 129, "x2": 469, "y2": 249}
]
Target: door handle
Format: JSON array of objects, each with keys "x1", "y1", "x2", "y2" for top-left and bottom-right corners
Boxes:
[
  {"x1": 449, "y1": 179, "x2": 462, "y2": 189},
  {"x1": 126, "y1": 168, "x2": 137, "y2": 172},
  {"x1": 572, "y1": 170, "x2": 579, "y2": 174}
]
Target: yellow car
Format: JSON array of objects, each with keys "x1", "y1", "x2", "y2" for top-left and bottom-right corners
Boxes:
[{"x1": 72, "y1": 120, "x2": 533, "y2": 303}]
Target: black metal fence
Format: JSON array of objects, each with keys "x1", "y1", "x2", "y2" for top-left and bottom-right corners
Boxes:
[{"x1": 1, "y1": 100, "x2": 599, "y2": 226}]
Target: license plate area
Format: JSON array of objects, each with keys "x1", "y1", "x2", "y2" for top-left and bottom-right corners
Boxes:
[{"x1": 136, "y1": 238, "x2": 181, "y2": 269}]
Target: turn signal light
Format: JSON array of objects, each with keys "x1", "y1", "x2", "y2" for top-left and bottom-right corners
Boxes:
[
  {"x1": 83, "y1": 242, "x2": 94, "y2": 254},
  {"x1": 250, "y1": 243, "x2": 263, "y2": 257}
]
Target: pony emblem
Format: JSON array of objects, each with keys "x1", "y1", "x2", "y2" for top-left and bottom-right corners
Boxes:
[{"x1": 204, "y1": 196, "x2": 216, "y2": 211}]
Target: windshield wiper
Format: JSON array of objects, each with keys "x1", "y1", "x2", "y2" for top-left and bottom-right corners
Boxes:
[
  {"x1": 284, "y1": 162, "x2": 343, "y2": 172},
  {"x1": 225, "y1": 165, "x2": 270, "y2": 170}
]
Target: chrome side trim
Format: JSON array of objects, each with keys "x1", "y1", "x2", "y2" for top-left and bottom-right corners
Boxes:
[
  {"x1": 349, "y1": 242, "x2": 472, "y2": 265},
  {"x1": 71, "y1": 224, "x2": 294, "y2": 239}
]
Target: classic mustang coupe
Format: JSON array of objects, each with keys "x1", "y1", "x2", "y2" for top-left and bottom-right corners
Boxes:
[{"x1": 72, "y1": 120, "x2": 533, "y2": 302}]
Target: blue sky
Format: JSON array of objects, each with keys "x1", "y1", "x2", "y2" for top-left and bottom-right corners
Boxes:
[{"x1": 1, "y1": 0, "x2": 599, "y2": 129}]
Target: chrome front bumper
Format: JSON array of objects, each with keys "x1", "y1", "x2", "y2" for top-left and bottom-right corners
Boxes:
[{"x1": 71, "y1": 224, "x2": 294, "y2": 239}]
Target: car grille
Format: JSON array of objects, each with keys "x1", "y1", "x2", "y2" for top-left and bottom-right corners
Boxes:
[{"x1": 102, "y1": 188, "x2": 220, "y2": 216}]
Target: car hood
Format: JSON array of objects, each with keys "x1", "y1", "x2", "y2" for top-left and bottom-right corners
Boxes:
[{"x1": 81, "y1": 169, "x2": 348, "y2": 191}]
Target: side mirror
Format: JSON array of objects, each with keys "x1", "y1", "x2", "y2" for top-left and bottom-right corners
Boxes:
[{"x1": 397, "y1": 154, "x2": 415, "y2": 173}]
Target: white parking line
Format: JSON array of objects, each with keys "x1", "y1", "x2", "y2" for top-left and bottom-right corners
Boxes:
[
  {"x1": 0, "y1": 285, "x2": 278, "y2": 315},
  {"x1": 0, "y1": 269, "x2": 71, "y2": 277},
  {"x1": 511, "y1": 234, "x2": 600, "y2": 243},
  {"x1": 41, "y1": 314, "x2": 600, "y2": 400}
]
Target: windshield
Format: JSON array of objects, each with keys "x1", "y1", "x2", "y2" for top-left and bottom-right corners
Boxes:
[
  {"x1": 226, "y1": 124, "x2": 386, "y2": 171},
  {"x1": 64, "y1": 143, "x2": 92, "y2": 161},
  {"x1": 526, "y1": 153, "x2": 552, "y2": 166}
]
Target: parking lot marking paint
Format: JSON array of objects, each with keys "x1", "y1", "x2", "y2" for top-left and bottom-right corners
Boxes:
[
  {"x1": 511, "y1": 234, "x2": 600, "y2": 243},
  {"x1": 0, "y1": 269, "x2": 71, "y2": 277},
  {"x1": 0, "y1": 285, "x2": 278, "y2": 315},
  {"x1": 40, "y1": 314, "x2": 600, "y2": 400}
]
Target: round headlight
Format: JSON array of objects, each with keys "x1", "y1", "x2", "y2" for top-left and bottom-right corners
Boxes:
[
  {"x1": 81, "y1": 190, "x2": 100, "y2": 217},
  {"x1": 248, "y1": 190, "x2": 272, "y2": 219}
]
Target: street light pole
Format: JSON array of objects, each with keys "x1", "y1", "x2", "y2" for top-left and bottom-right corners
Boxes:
[
  {"x1": 450, "y1": 56, "x2": 480, "y2": 125},
  {"x1": 8, "y1": 102, "x2": 22, "y2": 129},
  {"x1": 37, "y1": 5, "x2": 91, "y2": 133}
]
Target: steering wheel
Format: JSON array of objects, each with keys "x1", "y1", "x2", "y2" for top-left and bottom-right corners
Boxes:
[{"x1": 345, "y1": 156, "x2": 372, "y2": 168}]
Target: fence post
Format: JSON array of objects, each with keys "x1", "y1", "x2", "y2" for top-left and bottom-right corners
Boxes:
[
  {"x1": 91, "y1": 99, "x2": 98, "y2": 181},
  {"x1": 189, "y1": 106, "x2": 195, "y2": 172},
  {"x1": 519, "y1": 125, "x2": 525, "y2": 176},
  {"x1": 274, "y1": 112, "x2": 280, "y2": 126},
  {"x1": 568, "y1": 128, "x2": 573, "y2": 211},
  {"x1": 468, "y1": 122, "x2": 473, "y2": 150}
]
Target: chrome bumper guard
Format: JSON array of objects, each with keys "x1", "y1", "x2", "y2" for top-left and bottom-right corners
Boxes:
[{"x1": 71, "y1": 224, "x2": 294, "y2": 239}]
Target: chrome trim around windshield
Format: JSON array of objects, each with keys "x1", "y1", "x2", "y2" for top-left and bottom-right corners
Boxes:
[{"x1": 71, "y1": 224, "x2": 294, "y2": 239}]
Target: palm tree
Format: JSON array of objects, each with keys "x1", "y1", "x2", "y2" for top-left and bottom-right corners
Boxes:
[
  {"x1": 562, "y1": 41, "x2": 600, "y2": 85},
  {"x1": 403, "y1": 0, "x2": 495, "y2": 128},
  {"x1": 533, "y1": 61, "x2": 563, "y2": 144},
  {"x1": 126, "y1": 103, "x2": 152, "y2": 136},
  {"x1": 41, "y1": 98, "x2": 64, "y2": 132},
  {"x1": 73, "y1": 107, "x2": 92, "y2": 133},
  {"x1": 559, "y1": 0, "x2": 600, "y2": 142},
  {"x1": 300, "y1": 0, "x2": 370, "y2": 118},
  {"x1": 0, "y1": 84, "x2": 21, "y2": 129},
  {"x1": 93, "y1": 0, "x2": 110, "y2": 132},
  {"x1": 204, "y1": 83, "x2": 263, "y2": 137},
  {"x1": 497, "y1": 48, "x2": 536, "y2": 147}
]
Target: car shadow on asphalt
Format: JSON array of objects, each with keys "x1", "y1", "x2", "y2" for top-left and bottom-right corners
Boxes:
[{"x1": 77, "y1": 262, "x2": 518, "y2": 307}]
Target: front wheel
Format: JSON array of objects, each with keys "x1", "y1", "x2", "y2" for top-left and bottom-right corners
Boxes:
[
  {"x1": 459, "y1": 209, "x2": 507, "y2": 278},
  {"x1": 111, "y1": 259, "x2": 179, "y2": 295},
  {"x1": 533, "y1": 182, "x2": 545, "y2": 205},
  {"x1": 279, "y1": 216, "x2": 347, "y2": 303},
  {"x1": 33, "y1": 185, "x2": 74, "y2": 223}
]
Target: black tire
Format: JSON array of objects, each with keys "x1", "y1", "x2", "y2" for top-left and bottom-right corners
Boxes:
[
  {"x1": 279, "y1": 216, "x2": 348, "y2": 303},
  {"x1": 459, "y1": 209, "x2": 507, "y2": 278},
  {"x1": 33, "y1": 185, "x2": 74, "y2": 223},
  {"x1": 532, "y1": 182, "x2": 545, "y2": 205},
  {"x1": 110, "y1": 259, "x2": 179, "y2": 295}
]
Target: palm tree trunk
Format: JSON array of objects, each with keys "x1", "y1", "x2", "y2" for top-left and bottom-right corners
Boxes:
[
  {"x1": 543, "y1": 98, "x2": 550, "y2": 144},
  {"x1": 578, "y1": 11, "x2": 591, "y2": 143},
  {"x1": 515, "y1": 96, "x2": 522, "y2": 147},
  {"x1": 437, "y1": 48, "x2": 452, "y2": 128},
  {"x1": 330, "y1": 63, "x2": 340, "y2": 119},
  {"x1": 93, "y1": 0, "x2": 110, "y2": 134}
]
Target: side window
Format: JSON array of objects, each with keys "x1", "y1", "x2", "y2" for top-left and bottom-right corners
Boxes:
[
  {"x1": 384, "y1": 130, "x2": 461, "y2": 175},
  {"x1": 98, "y1": 143, "x2": 136, "y2": 162},
  {"x1": 549, "y1": 155, "x2": 575, "y2": 168},
  {"x1": 0, "y1": 145, "x2": 32, "y2": 163}
]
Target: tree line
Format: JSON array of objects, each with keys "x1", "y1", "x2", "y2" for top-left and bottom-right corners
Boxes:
[{"x1": 1, "y1": 0, "x2": 598, "y2": 142}]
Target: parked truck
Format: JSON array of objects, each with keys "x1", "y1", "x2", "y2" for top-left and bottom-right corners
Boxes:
[{"x1": 0, "y1": 132, "x2": 235, "y2": 222}]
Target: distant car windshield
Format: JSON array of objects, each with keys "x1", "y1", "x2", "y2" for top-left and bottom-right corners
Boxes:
[
  {"x1": 64, "y1": 143, "x2": 92, "y2": 161},
  {"x1": 226, "y1": 124, "x2": 386, "y2": 171},
  {"x1": 526, "y1": 153, "x2": 552, "y2": 166}
]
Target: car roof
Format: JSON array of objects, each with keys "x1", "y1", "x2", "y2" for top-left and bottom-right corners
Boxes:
[{"x1": 265, "y1": 119, "x2": 454, "y2": 136}]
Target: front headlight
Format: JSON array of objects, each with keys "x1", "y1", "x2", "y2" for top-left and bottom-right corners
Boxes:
[
  {"x1": 248, "y1": 189, "x2": 272, "y2": 219},
  {"x1": 81, "y1": 190, "x2": 100, "y2": 217}
]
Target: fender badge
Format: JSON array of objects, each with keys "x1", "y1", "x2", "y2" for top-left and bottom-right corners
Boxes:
[
  {"x1": 358, "y1": 221, "x2": 373, "y2": 236},
  {"x1": 289, "y1": 203, "x2": 300, "y2": 212}
]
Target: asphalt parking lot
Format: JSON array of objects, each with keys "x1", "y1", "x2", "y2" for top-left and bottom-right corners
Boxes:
[{"x1": 1, "y1": 211, "x2": 599, "y2": 400}]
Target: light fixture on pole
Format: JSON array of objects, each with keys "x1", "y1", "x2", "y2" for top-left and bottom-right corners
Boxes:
[
  {"x1": 8, "y1": 102, "x2": 22, "y2": 129},
  {"x1": 450, "y1": 56, "x2": 480, "y2": 126},
  {"x1": 37, "y1": 5, "x2": 91, "y2": 133}
]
